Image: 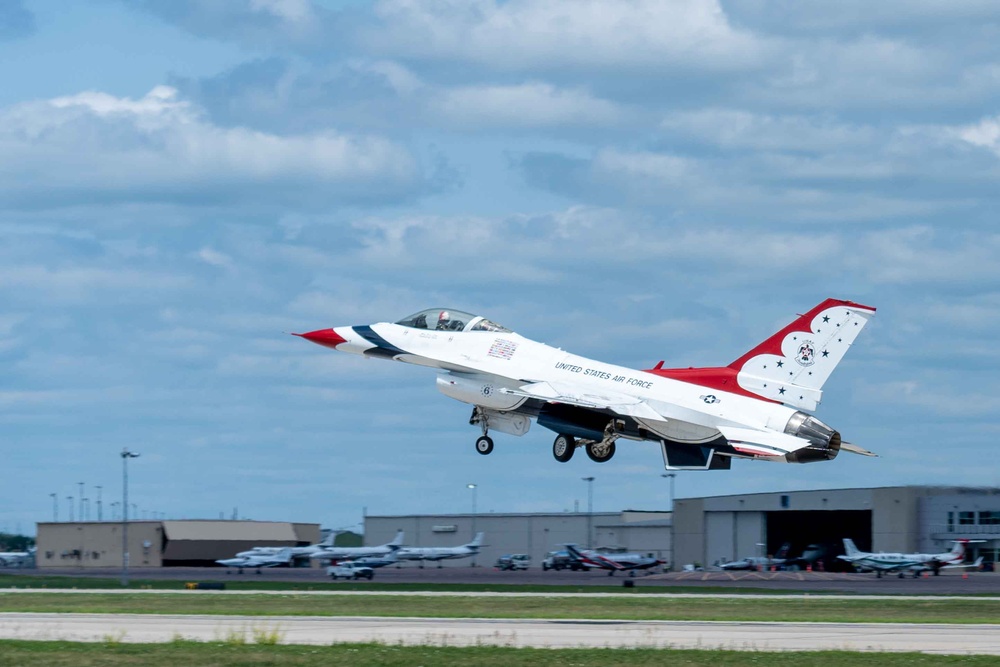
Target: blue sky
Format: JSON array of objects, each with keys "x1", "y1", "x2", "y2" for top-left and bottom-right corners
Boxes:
[{"x1": 3, "y1": 0, "x2": 1000, "y2": 536}]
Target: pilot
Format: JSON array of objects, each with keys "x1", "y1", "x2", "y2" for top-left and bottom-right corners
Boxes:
[{"x1": 436, "y1": 311, "x2": 451, "y2": 330}]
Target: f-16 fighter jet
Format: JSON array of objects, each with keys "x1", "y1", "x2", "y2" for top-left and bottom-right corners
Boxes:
[{"x1": 296, "y1": 298, "x2": 876, "y2": 470}]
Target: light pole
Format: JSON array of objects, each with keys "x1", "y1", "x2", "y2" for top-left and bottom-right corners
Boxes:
[
  {"x1": 662, "y1": 473, "x2": 676, "y2": 571},
  {"x1": 467, "y1": 483, "x2": 477, "y2": 567},
  {"x1": 121, "y1": 448, "x2": 140, "y2": 587},
  {"x1": 96, "y1": 485, "x2": 103, "y2": 522},
  {"x1": 82, "y1": 497, "x2": 89, "y2": 522},
  {"x1": 50, "y1": 493, "x2": 58, "y2": 522},
  {"x1": 78, "y1": 482, "x2": 84, "y2": 522},
  {"x1": 67, "y1": 496, "x2": 74, "y2": 522},
  {"x1": 582, "y1": 477, "x2": 595, "y2": 549}
]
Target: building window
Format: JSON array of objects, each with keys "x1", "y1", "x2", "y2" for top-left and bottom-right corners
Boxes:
[
  {"x1": 780, "y1": 495, "x2": 790, "y2": 509},
  {"x1": 947, "y1": 512, "x2": 954, "y2": 532},
  {"x1": 959, "y1": 511, "x2": 976, "y2": 525},
  {"x1": 979, "y1": 511, "x2": 1000, "y2": 525}
]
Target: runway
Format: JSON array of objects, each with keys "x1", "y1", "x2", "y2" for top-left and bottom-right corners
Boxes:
[{"x1": 1, "y1": 612, "x2": 998, "y2": 653}]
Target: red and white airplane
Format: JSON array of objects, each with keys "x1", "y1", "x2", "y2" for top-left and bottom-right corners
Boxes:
[{"x1": 296, "y1": 298, "x2": 876, "y2": 470}]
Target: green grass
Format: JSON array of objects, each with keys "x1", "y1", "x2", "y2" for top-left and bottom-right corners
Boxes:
[
  {"x1": 2, "y1": 592, "x2": 999, "y2": 624},
  {"x1": 1, "y1": 641, "x2": 998, "y2": 667}
]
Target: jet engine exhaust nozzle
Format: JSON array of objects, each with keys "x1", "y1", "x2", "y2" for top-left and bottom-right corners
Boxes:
[{"x1": 782, "y1": 411, "x2": 841, "y2": 464}]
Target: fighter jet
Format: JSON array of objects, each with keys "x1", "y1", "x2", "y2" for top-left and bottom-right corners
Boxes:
[
  {"x1": 395, "y1": 532, "x2": 485, "y2": 568},
  {"x1": 838, "y1": 538, "x2": 982, "y2": 578},
  {"x1": 310, "y1": 530, "x2": 405, "y2": 564},
  {"x1": 296, "y1": 299, "x2": 876, "y2": 469},
  {"x1": 564, "y1": 543, "x2": 663, "y2": 576}
]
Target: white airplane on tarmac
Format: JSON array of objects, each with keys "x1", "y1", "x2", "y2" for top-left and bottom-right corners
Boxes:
[
  {"x1": 296, "y1": 299, "x2": 877, "y2": 469},
  {"x1": 839, "y1": 538, "x2": 983, "y2": 578},
  {"x1": 395, "y1": 533, "x2": 485, "y2": 568},
  {"x1": 235, "y1": 533, "x2": 336, "y2": 560},
  {"x1": 216, "y1": 548, "x2": 293, "y2": 574},
  {"x1": 0, "y1": 548, "x2": 35, "y2": 567},
  {"x1": 718, "y1": 542, "x2": 792, "y2": 571},
  {"x1": 310, "y1": 530, "x2": 406, "y2": 563}
]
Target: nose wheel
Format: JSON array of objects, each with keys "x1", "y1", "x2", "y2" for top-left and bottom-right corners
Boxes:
[{"x1": 475, "y1": 435, "x2": 494, "y2": 455}]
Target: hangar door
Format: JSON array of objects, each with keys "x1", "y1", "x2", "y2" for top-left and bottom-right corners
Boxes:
[
  {"x1": 705, "y1": 511, "x2": 764, "y2": 565},
  {"x1": 766, "y1": 510, "x2": 871, "y2": 571}
]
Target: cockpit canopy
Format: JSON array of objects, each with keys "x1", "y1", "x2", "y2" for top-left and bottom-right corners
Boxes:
[{"x1": 395, "y1": 308, "x2": 511, "y2": 333}]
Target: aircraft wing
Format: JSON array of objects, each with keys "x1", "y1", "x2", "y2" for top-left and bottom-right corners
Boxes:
[{"x1": 501, "y1": 382, "x2": 664, "y2": 420}]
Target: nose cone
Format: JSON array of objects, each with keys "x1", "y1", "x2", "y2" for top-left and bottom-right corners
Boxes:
[{"x1": 294, "y1": 328, "x2": 347, "y2": 350}]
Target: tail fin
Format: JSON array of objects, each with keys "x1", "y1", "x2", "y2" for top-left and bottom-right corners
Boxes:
[
  {"x1": 728, "y1": 299, "x2": 875, "y2": 410},
  {"x1": 949, "y1": 540, "x2": 967, "y2": 559},
  {"x1": 468, "y1": 532, "x2": 484, "y2": 549},
  {"x1": 387, "y1": 530, "x2": 405, "y2": 550},
  {"x1": 318, "y1": 533, "x2": 335, "y2": 547},
  {"x1": 775, "y1": 542, "x2": 791, "y2": 559},
  {"x1": 843, "y1": 538, "x2": 861, "y2": 558}
]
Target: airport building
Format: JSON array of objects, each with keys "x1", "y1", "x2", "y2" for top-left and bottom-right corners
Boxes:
[
  {"x1": 363, "y1": 510, "x2": 672, "y2": 568},
  {"x1": 366, "y1": 485, "x2": 1000, "y2": 570},
  {"x1": 35, "y1": 520, "x2": 320, "y2": 569}
]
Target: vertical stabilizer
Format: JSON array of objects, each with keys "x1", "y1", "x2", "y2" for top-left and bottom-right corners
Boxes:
[
  {"x1": 728, "y1": 298, "x2": 876, "y2": 410},
  {"x1": 387, "y1": 530, "x2": 405, "y2": 550},
  {"x1": 843, "y1": 538, "x2": 862, "y2": 559}
]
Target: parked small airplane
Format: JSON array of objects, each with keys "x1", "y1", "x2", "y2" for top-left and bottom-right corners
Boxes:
[
  {"x1": 718, "y1": 542, "x2": 792, "y2": 571},
  {"x1": 310, "y1": 530, "x2": 405, "y2": 563},
  {"x1": 297, "y1": 299, "x2": 876, "y2": 470},
  {"x1": 564, "y1": 544, "x2": 664, "y2": 576},
  {"x1": 838, "y1": 538, "x2": 981, "y2": 578},
  {"x1": 235, "y1": 533, "x2": 336, "y2": 560},
  {"x1": 0, "y1": 548, "x2": 35, "y2": 567},
  {"x1": 395, "y1": 533, "x2": 485, "y2": 568},
  {"x1": 216, "y1": 548, "x2": 293, "y2": 574},
  {"x1": 345, "y1": 551, "x2": 401, "y2": 569}
]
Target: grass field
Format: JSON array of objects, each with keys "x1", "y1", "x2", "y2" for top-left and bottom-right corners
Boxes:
[
  {"x1": 1, "y1": 641, "x2": 999, "y2": 667},
  {"x1": 2, "y1": 591, "x2": 999, "y2": 623}
]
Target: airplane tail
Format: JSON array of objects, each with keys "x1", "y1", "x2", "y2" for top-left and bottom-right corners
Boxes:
[
  {"x1": 775, "y1": 542, "x2": 791, "y2": 559},
  {"x1": 726, "y1": 298, "x2": 876, "y2": 410},
  {"x1": 647, "y1": 298, "x2": 875, "y2": 411},
  {"x1": 467, "y1": 532, "x2": 485, "y2": 549},
  {"x1": 318, "y1": 533, "x2": 335, "y2": 548},
  {"x1": 843, "y1": 538, "x2": 862, "y2": 559},
  {"x1": 387, "y1": 530, "x2": 405, "y2": 551},
  {"x1": 949, "y1": 540, "x2": 967, "y2": 560}
]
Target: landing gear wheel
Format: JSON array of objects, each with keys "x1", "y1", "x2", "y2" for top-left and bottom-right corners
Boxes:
[
  {"x1": 586, "y1": 441, "x2": 616, "y2": 463},
  {"x1": 553, "y1": 434, "x2": 575, "y2": 463},
  {"x1": 475, "y1": 435, "x2": 494, "y2": 455}
]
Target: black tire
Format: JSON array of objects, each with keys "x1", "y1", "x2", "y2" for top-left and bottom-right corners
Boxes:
[
  {"x1": 475, "y1": 435, "x2": 494, "y2": 455},
  {"x1": 553, "y1": 434, "x2": 575, "y2": 463},
  {"x1": 585, "y1": 441, "x2": 616, "y2": 463}
]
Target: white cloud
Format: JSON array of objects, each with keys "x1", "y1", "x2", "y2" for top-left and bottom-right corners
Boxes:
[
  {"x1": 369, "y1": 0, "x2": 766, "y2": 71},
  {"x1": 0, "y1": 86, "x2": 426, "y2": 209},
  {"x1": 955, "y1": 116, "x2": 1000, "y2": 156},
  {"x1": 434, "y1": 82, "x2": 625, "y2": 128}
]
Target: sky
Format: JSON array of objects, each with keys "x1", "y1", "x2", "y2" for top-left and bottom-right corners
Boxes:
[{"x1": 3, "y1": 0, "x2": 1000, "y2": 536}]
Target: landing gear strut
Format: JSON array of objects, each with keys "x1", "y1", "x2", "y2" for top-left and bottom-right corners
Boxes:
[{"x1": 471, "y1": 407, "x2": 494, "y2": 455}]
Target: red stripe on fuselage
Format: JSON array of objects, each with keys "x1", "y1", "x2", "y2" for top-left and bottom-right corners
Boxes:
[{"x1": 643, "y1": 365, "x2": 781, "y2": 404}]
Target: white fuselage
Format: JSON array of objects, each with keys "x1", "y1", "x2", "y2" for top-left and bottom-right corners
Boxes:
[{"x1": 333, "y1": 322, "x2": 802, "y2": 454}]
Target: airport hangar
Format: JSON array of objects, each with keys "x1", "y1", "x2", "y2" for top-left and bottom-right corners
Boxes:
[
  {"x1": 364, "y1": 486, "x2": 1000, "y2": 569},
  {"x1": 35, "y1": 520, "x2": 320, "y2": 569},
  {"x1": 32, "y1": 486, "x2": 999, "y2": 570}
]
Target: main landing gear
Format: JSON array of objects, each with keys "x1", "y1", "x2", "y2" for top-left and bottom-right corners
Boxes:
[
  {"x1": 471, "y1": 407, "x2": 494, "y2": 455},
  {"x1": 552, "y1": 422, "x2": 619, "y2": 464}
]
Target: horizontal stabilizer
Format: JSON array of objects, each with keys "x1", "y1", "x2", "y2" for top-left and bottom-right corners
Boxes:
[{"x1": 841, "y1": 442, "x2": 878, "y2": 457}]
